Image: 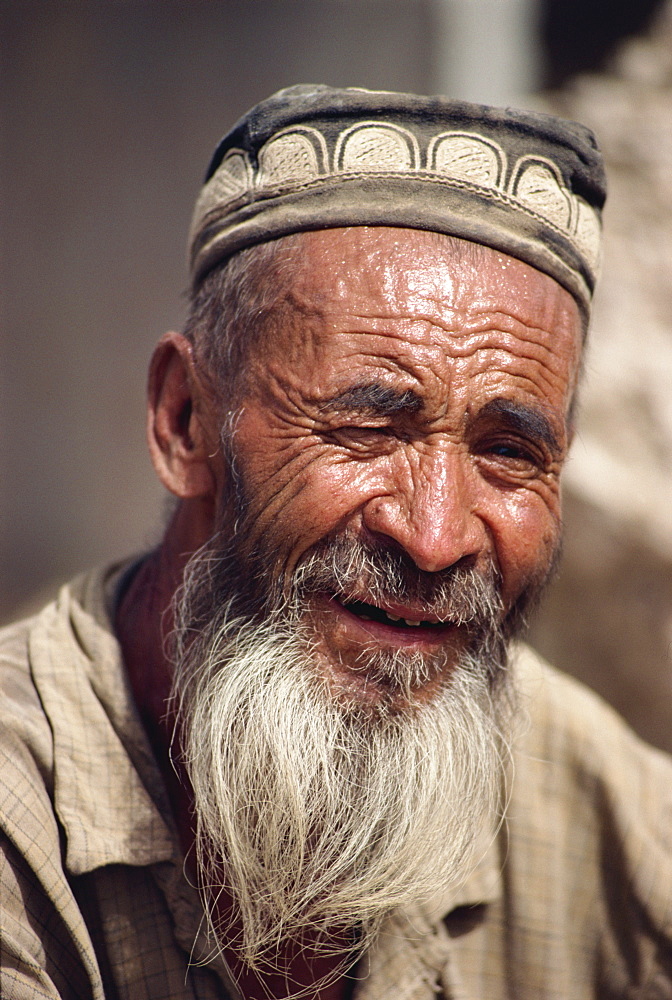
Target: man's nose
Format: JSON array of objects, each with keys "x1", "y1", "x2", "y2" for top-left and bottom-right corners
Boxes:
[{"x1": 361, "y1": 449, "x2": 487, "y2": 573}]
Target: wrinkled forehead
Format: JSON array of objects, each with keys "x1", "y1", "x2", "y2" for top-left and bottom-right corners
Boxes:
[
  {"x1": 233, "y1": 227, "x2": 584, "y2": 447},
  {"x1": 274, "y1": 227, "x2": 583, "y2": 340}
]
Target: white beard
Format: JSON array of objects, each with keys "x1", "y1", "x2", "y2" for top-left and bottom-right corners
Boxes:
[{"x1": 171, "y1": 589, "x2": 514, "y2": 974}]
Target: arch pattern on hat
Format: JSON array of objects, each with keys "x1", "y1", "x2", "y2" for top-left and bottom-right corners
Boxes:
[
  {"x1": 334, "y1": 122, "x2": 420, "y2": 173},
  {"x1": 256, "y1": 126, "x2": 328, "y2": 190},
  {"x1": 428, "y1": 132, "x2": 505, "y2": 188},
  {"x1": 203, "y1": 149, "x2": 252, "y2": 209},
  {"x1": 511, "y1": 156, "x2": 574, "y2": 231},
  {"x1": 197, "y1": 120, "x2": 602, "y2": 280}
]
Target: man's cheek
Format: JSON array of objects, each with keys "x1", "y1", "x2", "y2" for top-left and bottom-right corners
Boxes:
[
  {"x1": 246, "y1": 449, "x2": 386, "y2": 548},
  {"x1": 493, "y1": 493, "x2": 561, "y2": 604}
]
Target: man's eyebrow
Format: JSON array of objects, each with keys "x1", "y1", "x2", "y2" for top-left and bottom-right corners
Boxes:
[
  {"x1": 477, "y1": 398, "x2": 562, "y2": 453},
  {"x1": 320, "y1": 383, "x2": 423, "y2": 416}
]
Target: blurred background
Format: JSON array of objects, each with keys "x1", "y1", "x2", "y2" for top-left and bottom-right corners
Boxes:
[{"x1": 2, "y1": 0, "x2": 671, "y2": 750}]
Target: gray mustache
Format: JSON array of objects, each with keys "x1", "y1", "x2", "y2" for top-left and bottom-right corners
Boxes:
[{"x1": 292, "y1": 534, "x2": 503, "y2": 627}]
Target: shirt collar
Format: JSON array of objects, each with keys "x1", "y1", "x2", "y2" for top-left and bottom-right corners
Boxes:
[
  {"x1": 354, "y1": 824, "x2": 502, "y2": 1000},
  {"x1": 30, "y1": 561, "x2": 177, "y2": 875}
]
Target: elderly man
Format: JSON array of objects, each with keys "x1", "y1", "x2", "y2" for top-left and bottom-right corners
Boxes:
[{"x1": 2, "y1": 85, "x2": 671, "y2": 1000}]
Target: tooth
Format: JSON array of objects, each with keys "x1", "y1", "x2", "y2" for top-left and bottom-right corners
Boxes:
[
  {"x1": 359, "y1": 615, "x2": 371, "y2": 621},
  {"x1": 386, "y1": 613, "x2": 401, "y2": 621},
  {"x1": 404, "y1": 619, "x2": 421, "y2": 626}
]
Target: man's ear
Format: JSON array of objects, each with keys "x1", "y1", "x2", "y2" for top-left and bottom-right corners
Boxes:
[{"x1": 147, "y1": 332, "x2": 218, "y2": 499}]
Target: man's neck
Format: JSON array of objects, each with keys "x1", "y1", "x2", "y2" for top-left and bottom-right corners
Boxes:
[
  {"x1": 116, "y1": 549, "x2": 173, "y2": 731},
  {"x1": 115, "y1": 506, "x2": 200, "y2": 860},
  {"x1": 222, "y1": 938, "x2": 358, "y2": 1000}
]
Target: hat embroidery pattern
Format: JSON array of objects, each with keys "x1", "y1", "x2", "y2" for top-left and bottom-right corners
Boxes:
[
  {"x1": 204, "y1": 149, "x2": 252, "y2": 208},
  {"x1": 257, "y1": 126, "x2": 328, "y2": 188},
  {"x1": 334, "y1": 121, "x2": 420, "y2": 172},
  {"x1": 200, "y1": 121, "x2": 601, "y2": 274},
  {"x1": 428, "y1": 132, "x2": 505, "y2": 187}
]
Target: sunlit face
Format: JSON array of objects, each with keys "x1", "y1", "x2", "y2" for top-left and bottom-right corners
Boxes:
[{"x1": 218, "y1": 227, "x2": 582, "y2": 706}]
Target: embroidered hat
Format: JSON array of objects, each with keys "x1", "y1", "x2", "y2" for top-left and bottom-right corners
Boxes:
[{"x1": 188, "y1": 84, "x2": 606, "y2": 312}]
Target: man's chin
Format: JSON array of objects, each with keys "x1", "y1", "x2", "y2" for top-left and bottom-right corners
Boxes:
[
  {"x1": 313, "y1": 647, "x2": 455, "y2": 716},
  {"x1": 299, "y1": 594, "x2": 474, "y2": 713}
]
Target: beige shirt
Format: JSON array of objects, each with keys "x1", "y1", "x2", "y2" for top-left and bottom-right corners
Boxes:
[{"x1": 2, "y1": 564, "x2": 671, "y2": 1000}]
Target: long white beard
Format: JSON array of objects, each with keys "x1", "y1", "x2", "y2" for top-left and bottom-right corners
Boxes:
[{"x1": 172, "y1": 591, "x2": 514, "y2": 973}]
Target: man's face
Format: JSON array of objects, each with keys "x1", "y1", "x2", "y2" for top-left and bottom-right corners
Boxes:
[
  {"x1": 221, "y1": 227, "x2": 581, "y2": 708},
  {"x1": 170, "y1": 228, "x2": 581, "y2": 969}
]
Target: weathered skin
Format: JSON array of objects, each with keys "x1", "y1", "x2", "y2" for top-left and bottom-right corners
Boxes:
[{"x1": 117, "y1": 226, "x2": 583, "y2": 999}]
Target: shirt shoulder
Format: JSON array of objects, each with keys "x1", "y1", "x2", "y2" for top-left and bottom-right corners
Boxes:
[
  {"x1": 0, "y1": 565, "x2": 150, "y2": 1000},
  {"x1": 513, "y1": 642, "x2": 672, "y2": 811},
  {"x1": 0, "y1": 603, "x2": 104, "y2": 999},
  {"x1": 0, "y1": 609, "x2": 59, "y2": 863},
  {"x1": 504, "y1": 644, "x2": 672, "y2": 997}
]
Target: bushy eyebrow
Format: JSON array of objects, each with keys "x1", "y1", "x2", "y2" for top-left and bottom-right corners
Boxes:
[
  {"x1": 320, "y1": 382, "x2": 423, "y2": 417},
  {"x1": 476, "y1": 398, "x2": 562, "y2": 454},
  {"x1": 318, "y1": 386, "x2": 562, "y2": 453}
]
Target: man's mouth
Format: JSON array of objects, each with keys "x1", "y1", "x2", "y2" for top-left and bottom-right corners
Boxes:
[
  {"x1": 308, "y1": 594, "x2": 469, "y2": 703},
  {"x1": 335, "y1": 596, "x2": 451, "y2": 633}
]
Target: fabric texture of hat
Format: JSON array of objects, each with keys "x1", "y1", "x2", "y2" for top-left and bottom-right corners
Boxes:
[{"x1": 188, "y1": 84, "x2": 606, "y2": 312}]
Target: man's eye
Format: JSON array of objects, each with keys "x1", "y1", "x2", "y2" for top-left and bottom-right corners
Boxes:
[
  {"x1": 476, "y1": 438, "x2": 545, "y2": 475},
  {"x1": 328, "y1": 426, "x2": 394, "y2": 452},
  {"x1": 488, "y1": 442, "x2": 534, "y2": 460}
]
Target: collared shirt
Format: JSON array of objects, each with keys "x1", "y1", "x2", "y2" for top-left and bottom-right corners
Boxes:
[{"x1": 1, "y1": 564, "x2": 671, "y2": 1000}]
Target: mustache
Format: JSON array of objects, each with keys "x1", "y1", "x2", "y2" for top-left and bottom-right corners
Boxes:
[{"x1": 290, "y1": 533, "x2": 503, "y2": 627}]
